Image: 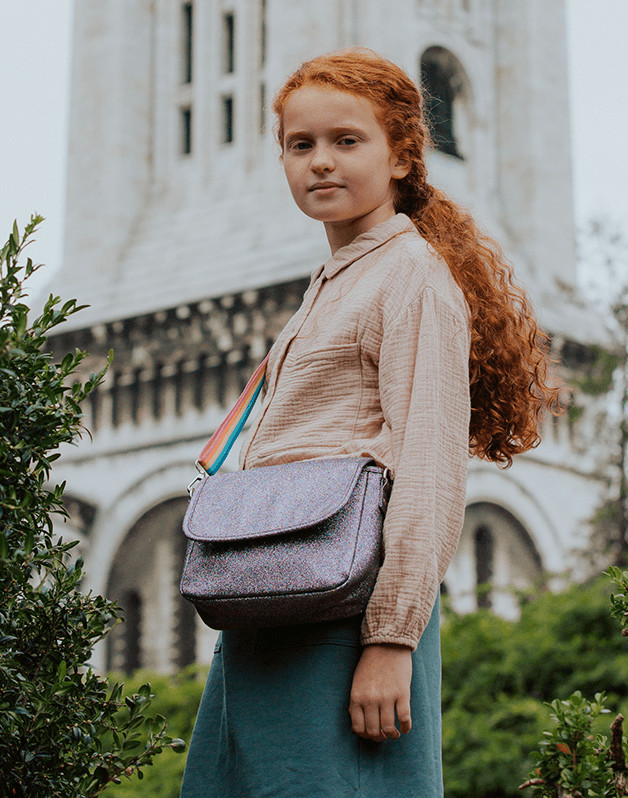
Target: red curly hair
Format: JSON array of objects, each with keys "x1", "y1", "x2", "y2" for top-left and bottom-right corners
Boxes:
[{"x1": 273, "y1": 48, "x2": 563, "y2": 466}]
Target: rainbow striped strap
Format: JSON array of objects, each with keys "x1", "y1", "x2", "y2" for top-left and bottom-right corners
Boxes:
[{"x1": 196, "y1": 354, "x2": 269, "y2": 476}]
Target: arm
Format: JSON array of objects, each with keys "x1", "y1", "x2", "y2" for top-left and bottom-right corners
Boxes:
[{"x1": 349, "y1": 287, "x2": 470, "y2": 740}]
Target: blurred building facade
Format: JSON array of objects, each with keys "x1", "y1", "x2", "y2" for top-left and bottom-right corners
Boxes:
[{"x1": 50, "y1": 0, "x2": 607, "y2": 673}]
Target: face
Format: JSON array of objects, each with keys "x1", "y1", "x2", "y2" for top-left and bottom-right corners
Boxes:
[{"x1": 281, "y1": 85, "x2": 409, "y2": 252}]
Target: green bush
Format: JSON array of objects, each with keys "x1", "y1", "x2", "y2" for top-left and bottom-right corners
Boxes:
[
  {"x1": 443, "y1": 695, "x2": 550, "y2": 797},
  {"x1": 0, "y1": 218, "x2": 184, "y2": 797},
  {"x1": 521, "y1": 691, "x2": 626, "y2": 797},
  {"x1": 520, "y1": 569, "x2": 628, "y2": 796},
  {"x1": 103, "y1": 667, "x2": 208, "y2": 797},
  {"x1": 441, "y1": 577, "x2": 628, "y2": 797}
]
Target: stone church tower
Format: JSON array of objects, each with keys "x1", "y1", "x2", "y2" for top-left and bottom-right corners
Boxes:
[{"x1": 50, "y1": 0, "x2": 605, "y2": 673}]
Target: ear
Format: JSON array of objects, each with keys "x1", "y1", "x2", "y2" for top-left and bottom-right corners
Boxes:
[{"x1": 392, "y1": 153, "x2": 411, "y2": 180}]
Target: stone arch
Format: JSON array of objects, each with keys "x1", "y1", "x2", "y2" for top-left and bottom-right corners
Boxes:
[
  {"x1": 82, "y1": 457, "x2": 227, "y2": 672},
  {"x1": 444, "y1": 488, "x2": 548, "y2": 620},
  {"x1": 84, "y1": 460, "x2": 200, "y2": 597},
  {"x1": 419, "y1": 45, "x2": 473, "y2": 160},
  {"x1": 464, "y1": 465, "x2": 562, "y2": 568},
  {"x1": 105, "y1": 496, "x2": 196, "y2": 673}
]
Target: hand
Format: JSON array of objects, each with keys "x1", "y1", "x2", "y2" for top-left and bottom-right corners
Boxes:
[{"x1": 348, "y1": 644, "x2": 413, "y2": 742}]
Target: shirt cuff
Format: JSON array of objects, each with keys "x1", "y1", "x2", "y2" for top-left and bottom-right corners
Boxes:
[{"x1": 359, "y1": 631, "x2": 418, "y2": 651}]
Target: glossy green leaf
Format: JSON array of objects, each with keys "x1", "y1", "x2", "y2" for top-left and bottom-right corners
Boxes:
[{"x1": 0, "y1": 219, "x2": 178, "y2": 797}]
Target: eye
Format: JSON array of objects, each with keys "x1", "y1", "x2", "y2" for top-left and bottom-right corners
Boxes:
[
  {"x1": 289, "y1": 140, "x2": 311, "y2": 151},
  {"x1": 338, "y1": 136, "x2": 358, "y2": 146}
]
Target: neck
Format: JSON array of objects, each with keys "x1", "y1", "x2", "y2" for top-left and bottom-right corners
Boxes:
[{"x1": 324, "y1": 205, "x2": 396, "y2": 254}]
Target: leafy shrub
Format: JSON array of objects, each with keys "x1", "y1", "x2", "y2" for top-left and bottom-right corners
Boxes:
[
  {"x1": 608, "y1": 566, "x2": 628, "y2": 636},
  {"x1": 521, "y1": 691, "x2": 626, "y2": 797},
  {"x1": 441, "y1": 576, "x2": 628, "y2": 797},
  {"x1": 0, "y1": 218, "x2": 184, "y2": 797},
  {"x1": 520, "y1": 569, "x2": 628, "y2": 796},
  {"x1": 102, "y1": 667, "x2": 208, "y2": 797}
]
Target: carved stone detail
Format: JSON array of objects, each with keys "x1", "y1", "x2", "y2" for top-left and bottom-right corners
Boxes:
[{"x1": 49, "y1": 279, "x2": 309, "y2": 432}]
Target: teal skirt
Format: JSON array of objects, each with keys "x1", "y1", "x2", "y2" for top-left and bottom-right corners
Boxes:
[{"x1": 180, "y1": 597, "x2": 442, "y2": 797}]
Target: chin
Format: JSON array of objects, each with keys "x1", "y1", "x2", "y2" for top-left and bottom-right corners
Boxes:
[{"x1": 301, "y1": 209, "x2": 341, "y2": 223}]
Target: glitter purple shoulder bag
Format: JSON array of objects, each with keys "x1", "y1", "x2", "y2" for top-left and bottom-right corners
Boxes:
[{"x1": 179, "y1": 359, "x2": 391, "y2": 630}]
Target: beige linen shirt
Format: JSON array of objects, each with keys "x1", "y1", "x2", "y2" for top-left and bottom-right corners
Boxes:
[{"x1": 240, "y1": 214, "x2": 471, "y2": 649}]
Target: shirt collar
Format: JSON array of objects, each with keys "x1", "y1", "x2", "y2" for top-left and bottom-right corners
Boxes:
[{"x1": 321, "y1": 213, "x2": 415, "y2": 280}]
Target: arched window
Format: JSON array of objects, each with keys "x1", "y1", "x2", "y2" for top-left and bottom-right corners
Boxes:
[
  {"x1": 420, "y1": 47, "x2": 470, "y2": 160},
  {"x1": 474, "y1": 525, "x2": 494, "y2": 609},
  {"x1": 123, "y1": 590, "x2": 143, "y2": 673},
  {"x1": 453, "y1": 502, "x2": 544, "y2": 619}
]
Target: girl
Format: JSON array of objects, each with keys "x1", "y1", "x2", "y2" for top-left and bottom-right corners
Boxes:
[{"x1": 181, "y1": 49, "x2": 560, "y2": 797}]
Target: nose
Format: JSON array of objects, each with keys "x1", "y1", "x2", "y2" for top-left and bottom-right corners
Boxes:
[{"x1": 309, "y1": 143, "x2": 335, "y2": 173}]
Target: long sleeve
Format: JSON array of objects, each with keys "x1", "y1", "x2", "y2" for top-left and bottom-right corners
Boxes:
[{"x1": 360, "y1": 287, "x2": 471, "y2": 649}]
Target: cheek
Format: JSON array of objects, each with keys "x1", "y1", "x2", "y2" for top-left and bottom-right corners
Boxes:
[
  {"x1": 287, "y1": 161, "x2": 308, "y2": 188},
  {"x1": 283, "y1": 162, "x2": 305, "y2": 198}
]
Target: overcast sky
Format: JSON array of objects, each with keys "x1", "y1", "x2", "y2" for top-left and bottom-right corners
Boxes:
[{"x1": 0, "y1": 0, "x2": 626, "y2": 288}]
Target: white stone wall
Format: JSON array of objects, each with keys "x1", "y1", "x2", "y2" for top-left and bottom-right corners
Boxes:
[
  {"x1": 58, "y1": 0, "x2": 590, "y2": 337},
  {"x1": 49, "y1": 0, "x2": 610, "y2": 671}
]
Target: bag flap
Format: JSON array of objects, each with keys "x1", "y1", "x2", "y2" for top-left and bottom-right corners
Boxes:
[{"x1": 183, "y1": 457, "x2": 372, "y2": 543}]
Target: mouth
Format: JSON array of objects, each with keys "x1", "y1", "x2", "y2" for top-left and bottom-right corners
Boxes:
[{"x1": 309, "y1": 182, "x2": 343, "y2": 192}]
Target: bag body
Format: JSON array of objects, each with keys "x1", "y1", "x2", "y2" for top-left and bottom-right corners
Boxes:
[{"x1": 179, "y1": 456, "x2": 389, "y2": 629}]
